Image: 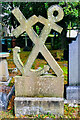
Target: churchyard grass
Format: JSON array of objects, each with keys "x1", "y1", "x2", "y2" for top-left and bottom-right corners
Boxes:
[{"x1": 0, "y1": 104, "x2": 80, "y2": 119}]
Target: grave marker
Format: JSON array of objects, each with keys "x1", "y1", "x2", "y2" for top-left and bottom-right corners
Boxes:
[
  {"x1": 66, "y1": 32, "x2": 80, "y2": 101},
  {"x1": 0, "y1": 52, "x2": 9, "y2": 82},
  {"x1": 12, "y1": 5, "x2": 64, "y2": 116}
]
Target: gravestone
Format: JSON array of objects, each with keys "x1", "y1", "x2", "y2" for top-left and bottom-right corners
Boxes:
[
  {"x1": 12, "y1": 5, "x2": 64, "y2": 117},
  {"x1": 66, "y1": 32, "x2": 80, "y2": 101},
  {"x1": 0, "y1": 52, "x2": 10, "y2": 110},
  {"x1": 0, "y1": 52, "x2": 10, "y2": 82}
]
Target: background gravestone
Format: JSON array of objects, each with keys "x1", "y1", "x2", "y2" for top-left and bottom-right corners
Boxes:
[{"x1": 66, "y1": 32, "x2": 80, "y2": 101}]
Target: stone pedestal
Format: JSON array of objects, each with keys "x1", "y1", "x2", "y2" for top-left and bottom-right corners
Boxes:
[
  {"x1": 66, "y1": 86, "x2": 80, "y2": 100},
  {"x1": 15, "y1": 75, "x2": 64, "y2": 97},
  {"x1": 14, "y1": 75, "x2": 64, "y2": 116},
  {"x1": 15, "y1": 97, "x2": 64, "y2": 117},
  {"x1": 0, "y1": 52, "x2": 10, "y2": 82},
  {"x1": 66, "y1": 33, "x2": 80, "y2": 100}
]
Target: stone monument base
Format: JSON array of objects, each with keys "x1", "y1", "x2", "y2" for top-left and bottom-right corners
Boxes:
[
  {"x1": 15, "y1": 75, "x2": 64, "y2": 97},
  {"x1": 66, "y1": 86, "x2": 80, "y2": 101},
  {"x1": 14, "y1": 97, "x2": 64, "y2": 117}
]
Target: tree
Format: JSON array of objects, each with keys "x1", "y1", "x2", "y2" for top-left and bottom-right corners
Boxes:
[
  {"x1": 2, "y1": 2, "x2": 79, "y2": 28},
  {"x1": 1, "y1": 2, "x2": 80, "y2": 49}
]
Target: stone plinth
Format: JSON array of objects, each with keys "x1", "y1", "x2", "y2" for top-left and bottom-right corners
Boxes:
[
  {"x1": 15, "y1": 75, "x2": 64, "y2": 98},
  {"x1": 14, "y1": 75, "x2": 64, "y2": 116},
  {"x1": 66, "y1": 86, "x2": 80, "y2": 100},
  {"x1": 0, "y1": 52, "x2": 9, "y2": 82},
  {"x1": 14, "y1": 97, "x2": 64, "y2": 117}
]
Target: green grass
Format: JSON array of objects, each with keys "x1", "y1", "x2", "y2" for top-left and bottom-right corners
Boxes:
[
  {"x1": 0, "y1": 104, "x2": 79, "y2": 119},
  {"x1": 62, "y1": 66, "x2": 68, "y2": 75}
]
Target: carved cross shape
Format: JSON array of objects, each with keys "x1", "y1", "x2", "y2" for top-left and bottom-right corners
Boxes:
[{"x1": 12, "y1": 5, "x2": 64, "y2": 77}]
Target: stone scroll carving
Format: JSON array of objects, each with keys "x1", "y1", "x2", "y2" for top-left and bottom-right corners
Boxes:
[
  {"x1": 13, "y1": 47, "x2": 24, "y2": 74},
  {"x1": 12, "y1": 5, "x2": 64, "y2": 77}
]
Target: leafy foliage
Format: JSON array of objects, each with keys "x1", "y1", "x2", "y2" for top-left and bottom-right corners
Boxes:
[
  {"x1": 2, "y1": 2, "x2": 79, "y2": 29},
  {"x1": 1, "y1": 2, "x2": 79, "y2": 50},
  {"x1": 0, "y1": 104, "x2": 80, "y2": 119}
]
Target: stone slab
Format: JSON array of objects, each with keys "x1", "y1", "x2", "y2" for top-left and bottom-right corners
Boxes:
[
  {"x1": 78, "y1": 33, "x2": 80, "y2": 85},
  {"x1": 14, "y1": 97, "x2": 64, "y2": 117},
  {"x1": 69, "y1": 38, "x2": 78, "y2": 85},
  {"x1": 66, "y1": 86, "x2": 80, "y2": 100},
  {"x1": 0, "y1": 59, "x2": 9, "y2": 82},
  {"x1": 69, "y1": 33, "x2": 80, "y2": 86},
  {"x1": 15, "y1": 75, "x2": 64, "y2": 98},
  {"x1": 64, "y1": 99, "x2": 80, "y2": 104}
]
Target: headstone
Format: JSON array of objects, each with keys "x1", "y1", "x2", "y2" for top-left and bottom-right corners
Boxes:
[
  {"x1": 12, "y1": 5, "x2": 64, "y2": 117},
  {"x1": 66, "y1": 32, "x2": 80, "y2": 101},
  {"x1": 0, "y1": 52, "x2": 10, "y2": 82}
]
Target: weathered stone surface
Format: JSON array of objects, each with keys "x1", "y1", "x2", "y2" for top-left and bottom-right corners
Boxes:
[
  {"x1": 47, "y1": 5, "x2": 64, "y2": 33},
  {"x1": 13, "y1": 47, "x2": 24, "y2": 75},
  {"x1": 48, "y1": 5, "x2": 64, "y2": 23},
  {"x1": 15, "y1": 75, "x2": 64, "y2": 97},
  {"x1": 12, "y1": 6, "x2": 64, "y2": 77},
  {"x1": 69, "y1": 35, "x2": 80, "y2": 86},
  {"x1": 66, "y1": 33, "x2": 80, "y2": 100},
  {"x1": 12, "y1": 5, "x2": 64, "y2": 116},
  {"x1": 14, "y1": 97, "x2": 64, "y2": 117},
  {"x1": 0, "y1": 53, "x2": 9, "y2": 82},
  {"x1": 66, "y1": 86, "x2": 80, "y2": 100}
]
